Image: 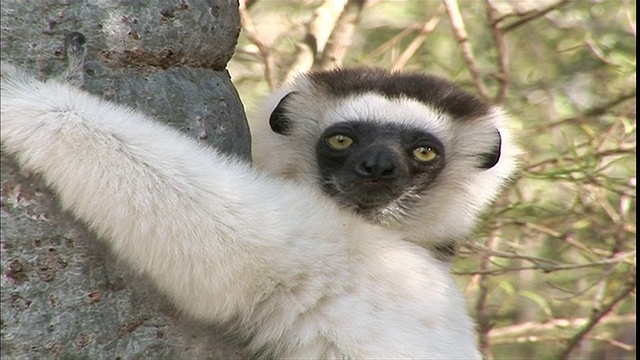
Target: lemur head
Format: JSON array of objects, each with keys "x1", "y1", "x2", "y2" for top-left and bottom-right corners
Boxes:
[{"x1": 250, "y1": 68, "x2": 519, "y2": 245}]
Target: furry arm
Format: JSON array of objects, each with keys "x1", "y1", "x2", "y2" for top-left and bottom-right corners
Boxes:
[{"x1": 0, "y1": 63, "x2": 480, "y2": 358}]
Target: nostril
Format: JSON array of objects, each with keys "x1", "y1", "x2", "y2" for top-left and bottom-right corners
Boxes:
[
  {"x1": 380, "y1": 164, "x2": 396, "y2": 178},
  {"x1": 355, "y1": 158, "x2": 397, "y2": 180},
  {"x1": 355, "y1": 160, "x2": 374, "y2": 177}
]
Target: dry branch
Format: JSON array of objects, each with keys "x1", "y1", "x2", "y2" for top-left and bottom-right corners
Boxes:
[
  {"x1": 484, "y1": 0, "x2": 509, "y2": 104},
  {"x1": 455, "y1": 246, "x2": 635, "y2": 276},
  {"x1": 391, "y1": 7, "x2": 443, "y2": 72},
  {"x1": 488, "y1": 314, "x2": 636, "y2": 344},
  {"x1": 239, "y1": 0, "x2": 278, "y2": 89},
  {"x1": 315, "y1": 0, "x2": 368, "y2": 70},
  {"x1": 284, "y1": 0, "x2": 347, "y2": 82},
  {"x1": 473, "y1": 232, "x2": 500, "y2": 359},
  {"x1": 557, "y1": 273, "x2": 636, "y2": 359},
  {"x1": 528, "y1": 90, "x2": 636, "y2": 134},
  {"x1": 498, "y1": 0, "x2": 573, "y2": 33},
  {"x1": 365, "y1": 24, "x2": 421, "y2": 62},
  {"x1": 443, "y1": 0, "x2": 491, "y2": 102}
]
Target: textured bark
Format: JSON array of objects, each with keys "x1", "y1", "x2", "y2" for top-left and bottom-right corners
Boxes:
[{"x1": 1, "y1": 0, "x2": 249, "y2": 358}]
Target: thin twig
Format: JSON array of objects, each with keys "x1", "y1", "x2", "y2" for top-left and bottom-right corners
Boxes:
[
  {"x1": 391, "y1": 6, "x2": 442, "y2": 71},
  {"x1": 590, "y1": 334, "x2": 636, "y2": 352},
  {"x1": 238, "y1": 0, "x2": 278, "y2": 89},
  {"x1": 585, "y1": 37, "x2": 619, "y2": 66},
  {"x1": 525, "y1": 147, "x2": 636, "y2": 172},
  {"x1": 528, "y1": 89, "x2": 636, "y2": 133},
  {"x1": 500, "y1": 0, "x2": 573, "y2": 33},
  {"x1": 488, "y1": 314, "x2": 636, "y2": 343},
  {"x1": 492, "y1": 6, "x2": 538, "y2": 25},
  {"x1": 557, "y1": 273, "x2": 636, "y2": 359},
  {"x1": 484, "y1": 0, "x2": 509, "y2": 104},
  {"x1": 365, "y1": 24, "x2": 421, "y2": 61},
  {"x1": 557, "y1": 235, "x2": 635, "y2": 358},
  {"x1": 443, "y1": 0, "x2": 491, "y2": 102},
  {"x1": 622, "y1": 0, "x2": 636, "y2": 38},
  {"x1": 472, "y1": 232, "x2": 500, "y2": 359},
  {"x1": 455, "y1": 250, "x2": 635, "y2": 276}
]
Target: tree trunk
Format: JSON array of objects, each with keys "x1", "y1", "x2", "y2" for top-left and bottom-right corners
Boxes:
[{"x1": 1, "y1": 0, "x2": 249, "y2": 358}]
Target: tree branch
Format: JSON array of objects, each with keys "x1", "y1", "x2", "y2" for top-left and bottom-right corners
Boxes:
[
  {"x1": 455, "y1": 247, "x2": 635, "y2": 276},
  {"x1": 391, "y1": 7, "x2": 442, "y2": 72},
  {"x1": 488, "y1": 314, "x2": 636, "y2": 344},
  {"x1": 557, "y1": 273, "x2": 636, "y2": 359},
  {"x1": 472, "y1": 232, "x2": 501, "y2": 359},
  {"x1": 499, "y1": 0, "x2": 573, "y2": 33},
  {"x1": 238, "y1": 0, "x2": 278, "y2": 89},
  {"x1": 365, "y1": 24, "x2": 421, "y2": 62},
  {"x1": 528, "y1": 89, "x2": 636, "y2": 133},
  {"x1": 443, "y1": 0, "x2": 491, "y2": 102},
  {"x1": 284, "y1": 0, "x2": 348, "y2": 83},
  {"x1": 315, "y1": 0, "x2": 368, "y2": 70},
  {"x1": 484, "y1": 0, "x2": 509, "y2": 104}
]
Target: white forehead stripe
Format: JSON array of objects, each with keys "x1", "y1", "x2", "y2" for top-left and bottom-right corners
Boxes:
[{"x1": 325, "y1": 93, "x2": 453, "y2": 142}]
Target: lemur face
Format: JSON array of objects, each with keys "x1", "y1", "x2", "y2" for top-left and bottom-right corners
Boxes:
[
  {"x1": 315, "y1": 120, "x2": 446, "y2": 219},
  {"x1": 254, "y1": 67, "x2": 516, "y2": 241}
]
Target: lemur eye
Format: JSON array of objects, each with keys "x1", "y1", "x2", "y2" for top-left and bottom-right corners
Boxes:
[
  {"x1": 326, "y1": 134, "x2": 354, "y2": 150},
  {"x1": 412, "y1": 146, "x2": 438, "y2": 162}
]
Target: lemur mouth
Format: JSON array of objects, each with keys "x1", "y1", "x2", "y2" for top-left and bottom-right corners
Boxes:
[
  {"x1": 343, "y1": 181, "x2": 401, "y2": 210},
  {"x1": 320, "y1": 176, "x2": 403, "y2": 213}
]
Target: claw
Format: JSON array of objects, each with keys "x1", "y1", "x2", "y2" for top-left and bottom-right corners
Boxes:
[{"x1": 59, "y1": 31, "x2": 87, "y2": 86}]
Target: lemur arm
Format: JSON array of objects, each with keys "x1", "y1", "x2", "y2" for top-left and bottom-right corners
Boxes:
[{"x1": 0, "y1": 63, "x2": 354, "y2": 321}]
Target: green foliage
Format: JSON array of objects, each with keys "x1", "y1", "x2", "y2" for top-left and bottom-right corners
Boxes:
[{"x1": 230, "y1": 1, "x2": 636, "y2": 358}]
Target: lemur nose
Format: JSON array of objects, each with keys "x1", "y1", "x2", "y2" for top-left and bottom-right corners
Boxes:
[{"x1": 354, "y1": 149, "x2": 398, "y2": 180}]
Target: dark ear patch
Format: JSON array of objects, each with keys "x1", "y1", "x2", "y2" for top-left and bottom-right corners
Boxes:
[
  {"x1": 269, "y1": 92, "x2": 297, "y2": 135},
  {"x1": 479, "y1": 129, "x2": 502, "y2": 169}
]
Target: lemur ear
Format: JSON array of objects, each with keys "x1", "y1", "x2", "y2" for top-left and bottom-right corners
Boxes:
[
  {"x1": 269, "y1": 92, "x2": 298, "y2": 135},
  {"x1": 479, "y1": 129, "x2": 502, "y2": 169}
]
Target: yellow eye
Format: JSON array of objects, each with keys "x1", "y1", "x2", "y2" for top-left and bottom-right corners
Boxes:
[
  {"x1": 326, "y1": 134, "x2": 354, "y2": 150},
  {"x1": 412, "y1": 146, "x2": 438, "y2": 162}
]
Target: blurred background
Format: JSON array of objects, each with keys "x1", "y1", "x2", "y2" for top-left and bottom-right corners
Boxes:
[{"x1": 228, "y1": 1, "x2": 636, "y2": 359}]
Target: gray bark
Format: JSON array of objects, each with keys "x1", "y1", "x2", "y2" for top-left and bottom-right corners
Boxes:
[{"x1": 1, "y1": 0, "x2": 250, "y2": 358}]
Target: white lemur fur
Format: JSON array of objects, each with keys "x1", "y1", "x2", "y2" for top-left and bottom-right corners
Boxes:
[
  {"x1": 250, "y1": 71, "x2": 518, "y2": 250},
  {"x1": 1, "y1": 36, "x2": 518, "y2": 358}
]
